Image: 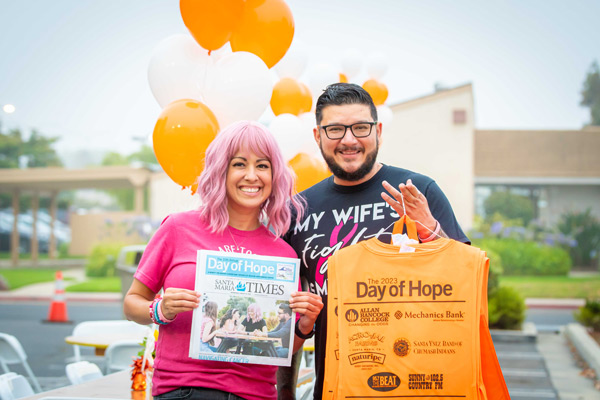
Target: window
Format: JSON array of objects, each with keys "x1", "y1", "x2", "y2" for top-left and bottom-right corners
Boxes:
[{"x1": 453, "y1": 110, "x2": 466, "y2": 125}]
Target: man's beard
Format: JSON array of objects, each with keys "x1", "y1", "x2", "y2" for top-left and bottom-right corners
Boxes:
[{"x1": 320, "y1": 138, "x2": 379, "y2": 182}]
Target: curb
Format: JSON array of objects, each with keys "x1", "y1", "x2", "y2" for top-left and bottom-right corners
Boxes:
[
  {"x1": 525, "y1": 298, "x2": 584, "y2": 309},
  {"x1": 565, "y1": 322, "x2": 600, "y2": 379},
  {"x1": 0, "y1": 293, "x2": 122, "y2": 303},
  {"x1": 491, "y1": 322, "x2": 538, "y2": 343}
]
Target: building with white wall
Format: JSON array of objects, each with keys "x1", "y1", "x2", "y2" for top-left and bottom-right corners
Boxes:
[
  {"x1": 381, "y1": 84, "x2": 475, "y2": 230},
  {"x1": 148, "y1": 82, "x2": 600, "y2": 232}
]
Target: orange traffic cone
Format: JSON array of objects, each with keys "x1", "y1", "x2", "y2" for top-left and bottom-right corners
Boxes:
[{"x1": 45, "y1": 270, "x2": 71, "y2": 323}]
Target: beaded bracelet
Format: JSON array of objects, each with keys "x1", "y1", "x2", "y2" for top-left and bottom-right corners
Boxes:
[
  {"x1": 149, "y1": 296, "x2": 175, "y2": 325},
  {"x1": 157, "y1": 298, "x2": 176, "y2": 324},
  {"x1": 149, "y1": 296, "x2": 166, "y2": 325}
]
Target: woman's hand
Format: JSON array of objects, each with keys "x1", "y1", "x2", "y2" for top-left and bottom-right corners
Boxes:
[{"x1": 160, "y1": 287, "x2": 201, "y2": 321}]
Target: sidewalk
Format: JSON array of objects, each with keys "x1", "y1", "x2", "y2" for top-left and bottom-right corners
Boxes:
[
  {"x1": 0, "y1": 268, "x2": 121, "y2": 302},
  {"x1": 0, "y1": 275, "x2": 598, "y2": 398}
]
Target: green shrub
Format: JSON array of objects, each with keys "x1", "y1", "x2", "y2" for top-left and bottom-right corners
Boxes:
[
  {"x1": 574, "y1": 298, "x2": 600, "y2": 331},
  {"x1": 485, "y1": 248, "x2": 503, "y2": 296},
  {"x1": 474, "y1": 238, "x2": 571, "y2": 276},
  {"x1": 58, "y1": 242, "x2": 70, "y2": 258},
  {"x1": 85, "y1": 242, "x2": 125, "y2": 277},
  {"x1": 557, "y1": 209, "x2": 600, "y2": 268},
  {"x1": 488, "y1": 286, "x2": 526, "y2": 330}
]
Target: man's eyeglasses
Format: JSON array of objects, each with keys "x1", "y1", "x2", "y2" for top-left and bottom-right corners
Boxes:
[{"x1": 319, "y1": 122, "x2": 377, "y2": 140}]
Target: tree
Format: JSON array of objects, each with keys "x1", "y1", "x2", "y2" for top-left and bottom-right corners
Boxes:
[
  {"x1": 0, "y1": 129, "x2": 22, "y2": 168},
  {"x1": 101, "y1": 152, "x2": 134, "y2": 210},
  {"x1": 101, "y1": 152, "x2": 128, "y2": 166},
  {"x1": 483, "y1": 190, "x2": 534, "y2": 225},
  {"x1": 0, "y1": 125, "x2": 65, "y2": 208},
  {"x1": 23, "y1": 130, "x2": 63, "y2": 167},
  {"x1": 100, "y1": 145, "x2": 158, "y2": 210},
  {"x1": 0, "y1": 126, "x2": 63, "y2": 168},
  {"x1": 581, "y1": 60, "x2": 600, "y2": 126},
  {"x1": 101, "y1": 145, "x2": 158, "y2": 167},
  {"x1": 129, "y1": 145, "x2": 158, "y2": 165}
]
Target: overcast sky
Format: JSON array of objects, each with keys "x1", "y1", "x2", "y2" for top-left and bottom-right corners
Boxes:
[{"x1": 1, "y1": 0, "x2": 598, "y2": 158}]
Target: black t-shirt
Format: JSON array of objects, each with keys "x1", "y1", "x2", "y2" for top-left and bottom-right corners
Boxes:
[
  {"x1": 241, "y1": 318, "x2": 266, "y2": 332},
  {"x1": 284, "y1": 164, "x2": 469, "y2": 399}
]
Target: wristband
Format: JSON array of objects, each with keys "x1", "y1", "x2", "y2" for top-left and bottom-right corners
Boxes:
[
  {"x1": 149, "y1": 296, "x2": 163, "y2": 325},
  {"x1": 157, "y1": 299, "x2": 176, "y2": 323},
  {"x1": 295, "y1": 319, "x2": 315, "y2": 339},
  {"x1": 420, "y1": 220, "x2": 440, "y2": 243},
  {"x1": 149, "y1": 296, "x2": 172, "y2": 325}
]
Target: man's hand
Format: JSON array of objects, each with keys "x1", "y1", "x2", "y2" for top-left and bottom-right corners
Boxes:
[
  {"x1": 381, "y1": 179, "x2": 437, "y2": 238},
  {"x1": 290, "y1": 291, "x2": 323, "y2": 334},
  {"x1": 160, "y1": 287, "x2": 201, "y2": 321},
  {"x1": 253, "y1": 329, "x2": 266, "y2": 337}
]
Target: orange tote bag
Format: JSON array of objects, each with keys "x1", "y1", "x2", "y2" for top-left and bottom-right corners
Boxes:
[{"x1": 324, "y1": 234, "x2": 509, "y2": 399}]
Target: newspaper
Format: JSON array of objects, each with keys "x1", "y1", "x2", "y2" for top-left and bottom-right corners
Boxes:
[{"x1": 189, "y1": 250, "x2": 300, "y2": 366}]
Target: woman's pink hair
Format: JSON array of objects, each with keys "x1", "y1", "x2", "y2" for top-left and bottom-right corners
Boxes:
[
  {"x1": 197, "y1": 120, "x2": 305, "y2": 237},
  {"x1": 247, "y1": 303, "x2": 263, "y2": 323}
]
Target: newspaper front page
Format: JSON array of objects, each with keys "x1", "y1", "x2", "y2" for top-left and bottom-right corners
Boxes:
[{"x1": 189, "y1": 250, "x2": 300, "y2": 366}]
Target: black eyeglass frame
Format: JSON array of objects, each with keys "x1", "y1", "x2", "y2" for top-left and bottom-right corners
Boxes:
[{"x1": 318, "y1": 122, "x2": 378, "y2": 140}]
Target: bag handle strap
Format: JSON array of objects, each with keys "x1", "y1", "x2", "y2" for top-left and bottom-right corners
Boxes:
[{"x1": 392, "y1": 215, "x2": 418, "y2": 241}]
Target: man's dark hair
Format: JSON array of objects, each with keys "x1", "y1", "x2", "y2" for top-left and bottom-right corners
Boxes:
[
  {"x1": 279, "y1": 303, "x2": 292, "y2": 316},
  {"x1": 315, "y1": 83, "x2": 378, "y2": 125}
]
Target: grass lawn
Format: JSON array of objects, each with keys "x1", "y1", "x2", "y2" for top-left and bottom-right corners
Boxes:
[
  {"x1": 66, "y1": 277, "x2": 121, "y2": 292},
  {"x1": 2, "y1": 269, "x2": 599, "y2": 297},
  {"x1": 0, "y1": 268, "x2": 72, "y2": 289},
  {"x1": 0, "y1": 251, "x2": 81, "y2": 260},
  {"x1": 499, "y1": 275, "x2": 600, "y2": 298},
  {"x1": 0, "y1": 268, "x2": 120, "y2": 292}
]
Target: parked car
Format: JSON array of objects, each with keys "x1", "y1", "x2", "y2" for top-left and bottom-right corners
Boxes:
[{"x1": 0, "y1": 209, "x2": 70, "y2": 253}]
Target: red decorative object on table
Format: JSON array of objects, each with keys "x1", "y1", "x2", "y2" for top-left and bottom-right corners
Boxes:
[{"x1": 131, "y1": 357, "x2": 153, "y2": 392}]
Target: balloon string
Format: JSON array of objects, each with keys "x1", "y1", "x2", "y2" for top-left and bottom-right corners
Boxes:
[
  {"x1": 200, "y1": 51, "x2": 212, "y2": 103},
  {"x1": 397, "y1": 191, "x2": 441, "y2": 239},
  {"x1": 399, "y1": 191, "x2": 406, "y2": 216}
]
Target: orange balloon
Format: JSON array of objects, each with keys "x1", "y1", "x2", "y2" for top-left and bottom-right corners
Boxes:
[
  {"x1": 230, "y1": 0, "x2": 294, "y2": 68},
  {"x1": 339, "y1": 73, "x2": 348, "y2": 83},
  {"x1": 180, "y1": 0, "x2": 244, "y2": 52},
  {"x1": 362, "y1": 79, "x2": 389, "y2": 105},
  {"x1": 288, "y1": 153, "x2": 332, "y2": 192},
  {"x1": 299, "y1": 83, "x2": 312, "y2": 113},
  {"x1": 271, "y1": 78, "x2": 304, "y2": 116},
  {"x1": 153, "y1": 99, "x2": 220, "y2": 188}
]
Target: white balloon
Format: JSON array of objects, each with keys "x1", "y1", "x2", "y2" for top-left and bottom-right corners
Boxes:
[
  {"x1": 367, "y1": 52, "x2": 388, "y2": 79},
  {"x1": 274, "y1": 39, "x2": 309, "y2": 80},
  {"x1": 258, "y1": 106, "x2": 275, "y2": 127},
  {"x1": 147, "y1": 34, "x2": 213, "y2": 108},
  {"x1": 204, "y1": 51, "x2": 273, "y2": 129},
  {"x1": 211, "y1": 42, "x2": 232, "y2": 61},
  {"x1": 306, "y1": 63, "x2": 339, "y2": 106},
  {"x1": 298, "y1": 112, "x2": 321, "y2": 157},
  {"x1": 269, "y1": 114, "x2": 315, "y2": 161},
  {"x1": 340, "y1": 48, "x2": 362, "y2": 79},
  {"x1": 377, "y1": 105, "x2": 394, "y2": 127}
]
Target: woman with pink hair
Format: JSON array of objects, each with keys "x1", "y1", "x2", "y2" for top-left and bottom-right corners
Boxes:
[
  {"x1": 124, "y1": 121, "x2": 323, "y2": 400},
  {"x1": 241, "y1": 303, "x2": 267, "y2": 333}
]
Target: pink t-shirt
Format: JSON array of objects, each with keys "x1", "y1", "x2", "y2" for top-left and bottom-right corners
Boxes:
[{"x1": 134, "y1": 210, "x2": 298, "y2": 399}]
